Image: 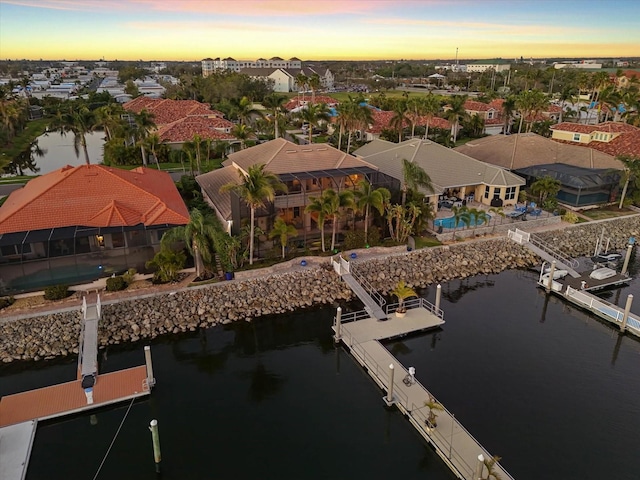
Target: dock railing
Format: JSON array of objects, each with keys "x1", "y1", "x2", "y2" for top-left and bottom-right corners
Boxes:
[
  {"x1": 528, "y1": 233, "x2": 579, "y2": 269},
  {"x1": 350, "y1": 262, "x2": 386, "y2": 308},
  {"x1": 386, "y1": 297, "x2": 444, "y2": 319},
  {"x1": 565, "y1": 286, "x2": 640, "y2": 335},
  {"x1": 336, "y1": 308, "x2": 370, "y2": 324}
]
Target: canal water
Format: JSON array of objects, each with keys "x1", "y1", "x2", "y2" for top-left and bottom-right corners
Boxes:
[
  {"x1": 1, "y1": 267, "x2": 640, "y2": 480},
  {"x1": 23, "y1": 131, "x2": 104, "y2": 175}
]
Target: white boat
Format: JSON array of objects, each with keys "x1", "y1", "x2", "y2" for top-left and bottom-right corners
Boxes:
[
  {"x1": 589, "y1": 267, "x2": 617, "y2": 280},
  {"x1": 539, "y1": 275, "x2": 564, "y2": 292},
  {"x1": 542, "y1": 269, "x2": 569, "y2": 279}
]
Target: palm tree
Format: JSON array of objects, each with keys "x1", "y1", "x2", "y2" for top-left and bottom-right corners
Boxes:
[
  {"x1": 94, "y1": 103, "x2": 124, "y2": 142},
  {"x1": 325, "y1": 189, "x2": 355, "y2": 252},
  {"x1": 488, "y1": 206, "x2": 505, "y2": 231},
  {"x1": 220, "y1": 164, "x2": 286, "y2": 265},
  {"x1": 558, "y1": 84, "x2": 578, "y2": 123},
  {"x1": 237, "y1": 96, "x2": 264, "y2": 126},
  {"x1": 501, "y1": 96, "x2": 516, "y2": 134},
  {"x1": 390, "y1": 102, "x2": 409, "y2": 143},
  {"x1": 421, "y1": 93, "x2": 441, "y2": 140},
  {"x1": 469, "y1": 208, "x2": 489, "y2": 236},
  {"x1": 308, "y1": 73, "x2": 321, "y2": 104},
  {"x1": 295, "y1": 73, "x2": 308, "y2": 102},
  {"x1": 262, "y1": 93, "x2": 288, "y2": 139},
  {"x1": 160, "y1": 208, "x2": 217, "y2": 280},
  {"x1": 269, "y1": 217, "x2": 298, "y2": 259},
  {"x1": 617, "y1": 154, "x2": 640, "y2": 209},
  {"x1": 401, "y1": 158, "x2": 433, "y2": 206},
  {"x1": 451, "y1": 205, "x2": 471, "y2": 231},
  {"x1": 530, "y1": 176, "x2": 560, "y2": 205},
  {"x1": 305, "y1": 190, "x2": 333, "y2": 252},
  {"x1": 354, "y1": 180, "x2": 390, "y2": 244},
  {"x1": 134, "y1": 109, "x2": 156, "y2": 166},
  {"x1": 296, "y1": 102, "x2": 331, "y2": 144},
  {"x1": 445, "y1": 95, "x2": 468, "y2": 143},
  {"x1": 232, "y1": 123, "x2": 252, "y2": 150},
  {"x1": 145, "y1": 133, "x2": 162, "y2": 169},
  {"x1": 51, "y1": 104, "x2": 97, "y2": 165},
  {"x1": 424, "y1": 394, "x2": 444, "y2": 428},
  {"x1": 390, "y1": 280, "x2": 417, "y2": 314}
]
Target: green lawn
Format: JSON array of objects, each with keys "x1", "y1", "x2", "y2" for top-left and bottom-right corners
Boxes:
[{"x1": 580, "y1": 206, "x2": 636, "y2": 220}]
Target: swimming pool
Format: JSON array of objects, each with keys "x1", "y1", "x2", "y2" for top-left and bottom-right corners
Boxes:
[{"x1": 434, "y1": 213, "x2": 491, "y2": 229}]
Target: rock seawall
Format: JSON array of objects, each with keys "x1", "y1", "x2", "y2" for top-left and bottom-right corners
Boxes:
[{"x1": 3, "y1": 215, "x2": 639, "y2": 364}]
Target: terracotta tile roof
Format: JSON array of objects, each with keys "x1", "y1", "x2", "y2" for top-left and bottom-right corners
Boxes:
[
  {"x1": 464, "y1": 100, "x2": 496, "y2": 112},
  {"x1": 0, "y1": 165, "x2": 189, "y2": 234},
  {"x1": 367, "y1": 110, "x2": 451, "y2": 134},
  {"x1": 123, "y1": 98, "x2": 224, "y2": 126},
  {"x1": 551, "y1": 122, "x2": 640, "y2": 157},
  {"x1": 285, "y1": 96, "x2": 338, "y2": 110},
  {"x1": 157, "y1": 116, "x2": 236, "y2": 143}
]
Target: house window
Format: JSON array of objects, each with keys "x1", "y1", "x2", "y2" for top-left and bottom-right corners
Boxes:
[
  {"x1": 484, "y1": 186, "x2": 490, "y2": 199},
  {"x1": 487, "y1": 111, "x2": 494, "y2": 119},
  {"x1": 493, "y1": 187, "x2": 502, "y2": 200},
  {"x1": 505, "y1": 186, "x2": 516, "y2": 200},
  {"x1": 111, "y1": 232, "x2": 125, "y2": 248},
  {"x1": 573, "y1": 133, "x2": 581, "y2": 141},
  {"x1": 293, "y1": 207, "x2": 300, "y2": 218}
]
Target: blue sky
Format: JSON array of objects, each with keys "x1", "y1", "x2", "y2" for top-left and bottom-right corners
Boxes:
[{"x1": 1, "y1": 0, "x2": 638, "y2": 61}]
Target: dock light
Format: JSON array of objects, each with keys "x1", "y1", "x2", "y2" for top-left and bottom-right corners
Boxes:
[
  {"x1": 300, "y1": 260, "x2": 307, "y2": 266},
  {"x1": 350, "y1": 253, "x2": 357, "y2": 259}
]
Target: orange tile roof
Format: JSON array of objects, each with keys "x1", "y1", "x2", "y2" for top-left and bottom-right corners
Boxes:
[
  {"x1": 157, "y1": 116, "x2": 236, "y2": 143},
  {"x1": 0, "y1": 165, "x2": 190, "y2": 234},
  {"x1": 367, "y1": 110, "x2": 451, "y2": 134},
  {"x1": 285, "y1": 96, "x2": 339, "y2": 110},
  {"x1": 123, "y1": 98, "x2": 225, "y2": 126},
  {"x1": 464, "y1": 100, "x2": 497, "y2": 112},
  {"x1": 551, "y1": 122, "x2": 640, "y2": 157}
]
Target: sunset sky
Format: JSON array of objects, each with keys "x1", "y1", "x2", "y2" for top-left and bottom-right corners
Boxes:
[{"x1": 1, "y1": 0, "x2": 639, "y2": 61}]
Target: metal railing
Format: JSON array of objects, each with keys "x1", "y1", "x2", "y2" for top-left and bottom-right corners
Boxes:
[
  {"x1": 336, "y1": 309, "x2": 370, "y2": 324},
  {"x1": 96, "y1": 294, "x2": 102, "y2": 320},
  {"x1": 385, "y1": 297, "x2": 444, "y2": 320},
  {"x1": 565, "y1": 286, "x2": 640, "y2": 335},
  {"x1": 350, "y1": 262, "x2": 386, "y2": 308},
  {"x1": 528, "y1": 233, "x2": 579, "y2": 269}
]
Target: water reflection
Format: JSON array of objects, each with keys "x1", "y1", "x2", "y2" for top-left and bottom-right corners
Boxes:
[{"x1": 6, "y1": 139, "x2": 44, "y2": 175}]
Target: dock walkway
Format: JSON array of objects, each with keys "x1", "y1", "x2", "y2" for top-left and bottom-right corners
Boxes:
[
  {"x1": 508, "y1": 228, "x2": 580, "y2": 277},
  {"x1": 332, "y1": 256, "x2": 387, "y2": 320},
  {"x1": 335, "y1": 299, "x2": 513, "y2": 480}
]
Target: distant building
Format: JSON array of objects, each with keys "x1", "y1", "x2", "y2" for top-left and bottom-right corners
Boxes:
[
  {"x1": 553, "y1": 60, "x2": 602, "y2": 70},
  {"x1": 201, "y1": 56, "x2": 302, "y2": 77},
  {"x1": 466, "y1": 60, "x2": 511, "y2": 73}
]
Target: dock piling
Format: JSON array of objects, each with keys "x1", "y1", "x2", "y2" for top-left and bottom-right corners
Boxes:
[
  {"x1": 149, "y1": 419, "x2": 161, "y2": 473},
  {"x1": 435, "y1": 284, "x2": 442, "y2": 312},
  {"x1": 385, "y1": 364, "x2": 395, "y2": 405},
  {"x1": 144, "y1": 346, "x2": 155, "y2": 389},
  {"x1": 621, "y1": 242, "x2": 634, "y2": 275},
  {"x1": 621, "y1": 294, "x2": 633, "y2": 332},
  {"x1": 334, "y1": 307, "x2": 342, "y2": 344},
  {"x1": 475, "y1": 454, "x2": 485, "y2": 480},
  {"x1": 546, "y1": 260, "x2": 556, "y2": 293}
]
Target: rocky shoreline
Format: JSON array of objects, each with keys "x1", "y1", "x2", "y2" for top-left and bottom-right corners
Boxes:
[{"x1": 2, "y1": 215, "x2": 639, "y2": 363}]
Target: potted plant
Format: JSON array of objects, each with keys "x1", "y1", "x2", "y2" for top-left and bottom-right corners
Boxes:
[
  {"x1": 424, "y1": 394, "x2": 444, "y2": 429},
  {"x1": 390, "y1": 280, "x2": 418, "y2": 318}
]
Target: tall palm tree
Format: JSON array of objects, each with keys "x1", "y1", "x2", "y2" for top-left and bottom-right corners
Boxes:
[
  {"x1": 401, "y1": 158, "x2": 433, "y2": 206},
  {"x1": 145, "y1": 133, "x2": 162, "y2": 169},
  {"x1": 94, "y1": 103, "x2": 124, "y2": 142},
  {"x1": 451, "y1": 205, "x2": 471, "y2": 231},
  {"x1": 335, "y1": 97, "x2": 356, "y2": 151},
  {"x1": 220, "y1": 164, "x2": 286, "y2": 265},
  {"x1": 269, "y1": 217, "x2": 298, "y2": 259},
  {"x1": 324, "y1": 189, "x2": 355, "y2": 252},
  {"x1": 445, "y1": 95, "x2": 468, "y2": 143},
  {"x1": 296, "y1": 102, "x2": 331, "y2": 144},
  {"x1": 530, "y1": 176, "x2": 561, "y2": 204},
  {"x1": 421, "y1": 93, "x2": 441, "y2": 140},
  {"x1": 305, "y1": 190, "x2": 333, "y2": 252},
  {"x1": 237, "y1": 96, "x2": 264, "y2": 126},
  {"x1": 354, "y1": 180, "x2": 390, "y2": 244},
  {"x1": 134, "y1": 109, "x2": 156, "y2": 166},
  {"x1": 51, "y1": 104, "x2": 97, "y2": 165},
  {"x1": 617, "y1": 154, "x2": 640, "y2": 209},
  {"x1": 501, "y1": 96, "x2": 516, "y2": 134},
  {"x1": 295, "y1": 73, "x2": 308, "y2": 103},
  {"x1": 160, "y1": 208, "x2": 217, "y2": 280},
  {"x1": 308, "y1": 73, "x2": 321, "y2": 104},
  {"x1": 598, "y1": 85, "x2": 620, "y2": 122},
  {"x1": 262, "y1": 93, "x2": 288, "y2": 139},
  {"x1": 557, "y1": 85, "x2": 578, "y2": 123},
  {"x1": 390, "y1": 101, "x2": 409, "y2": 143},
  {"x1": 232, "y1": 123, "x2": 252, "y2": 150}
]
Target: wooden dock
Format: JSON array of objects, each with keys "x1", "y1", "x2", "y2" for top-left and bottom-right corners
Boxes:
[
  {"x1": 334, "y1": 301, "x2": 514, "y2": 480},
  {"x1": 0, "y1": 365, "x2": 150, "y2": 427}
]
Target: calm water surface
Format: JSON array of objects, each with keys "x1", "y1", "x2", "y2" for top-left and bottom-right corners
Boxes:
[
  {"x1": 28, "y1": 131, "x2": 105, "y2": 174},
  {"x1": 2, "y1": 267, "x2": 640, "y2": 480}
]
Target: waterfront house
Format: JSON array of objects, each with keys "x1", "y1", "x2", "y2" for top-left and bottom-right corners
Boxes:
[
  {"x1": 550, "y1": 122, "x2": 640, "y2": 158},
  {"x1": 195, "y1": 138, "x2": 378, "y2": 241},
  {"x1": 0, "y1": 165, "x2": 189, "y2": 293},
  {"x1": 353, "y1": 138, "x2": 525, "y2": 208}
]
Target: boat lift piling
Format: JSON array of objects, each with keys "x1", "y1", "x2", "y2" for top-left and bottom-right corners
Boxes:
[
  {"x1": 621, "y1": 294, "x2": 634, "y2": 333},
  {"x1": 546, "y1": 261, "x2": 557, "y2": 293}
]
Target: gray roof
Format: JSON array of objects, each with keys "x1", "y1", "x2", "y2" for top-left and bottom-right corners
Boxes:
[
  {"x1": 227, "y1": 138, "x2": 378, "y2": 176},
  {"x1": 455, "y1": 133, "x2": 623, "y2": 171},
  {"x1": 353, "y1": 139, "x2": 525, "y2": 194},
  {"x1": 515, "y1": 163, "x2": 620, "y2": 189},
  {"x1": 195, "y1": 165, "x2": 239, "y2": 221}
]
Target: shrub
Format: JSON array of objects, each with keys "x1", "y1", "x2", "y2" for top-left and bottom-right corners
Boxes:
[
  {"x1": 121, "y1": 268, "x2": 137, "y2": 285},
  {"x1": 562, "y1": 211, "x2": 579, "y2": 224},
  {"x1": 344, "y1": 230, "x2": 366, "y2": 250},
  {"x1": 44, "y1": 284, "x2": 71, "y2": 301},
  {"x1": 0, "y1": 296, "x2": 15, "y2": 309},
  {"x1": 106, "y1": 276, "x2": 127, "y2": 291}
]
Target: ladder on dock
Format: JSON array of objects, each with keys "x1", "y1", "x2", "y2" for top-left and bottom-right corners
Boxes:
[
  {"x1": 508, "y1": 228, "x2": 580, "y2": 278},
  {"x1": 332, "y1": 256, "x2": 387, "y2": 320}
]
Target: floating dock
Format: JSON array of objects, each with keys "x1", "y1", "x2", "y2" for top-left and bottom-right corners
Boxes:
[
  {"x1": 332, "y1": 257, "x2": 513, "y2": 480},
  {"x1": 0, "y1": 295, "x2": 155, "y2": 480}
]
